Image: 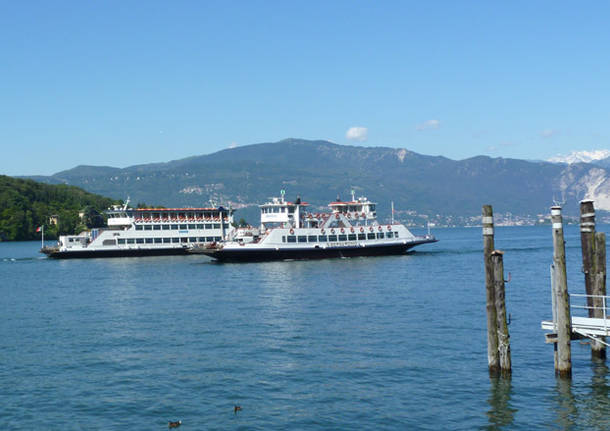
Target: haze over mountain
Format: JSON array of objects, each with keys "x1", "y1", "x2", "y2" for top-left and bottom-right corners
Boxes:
[{"x1": 25, "y1": 139, "x2": 610, "y2": 223}]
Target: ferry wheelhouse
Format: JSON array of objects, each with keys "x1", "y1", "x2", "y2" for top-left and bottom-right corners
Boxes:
[
  {"x1": 192, "y1": 191, "x2": 437, "y2": 262},
  {"x1": 42, "y1": 201, "x2": 234, "y2": 258}
]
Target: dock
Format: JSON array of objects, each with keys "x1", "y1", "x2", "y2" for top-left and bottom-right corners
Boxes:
[{"x1": 542, "y1": 294, "x2": 610, "y2": 346}]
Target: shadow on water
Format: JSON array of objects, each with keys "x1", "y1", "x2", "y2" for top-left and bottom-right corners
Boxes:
[
  {"x1": 484, "y1": 376, "x2": 515, "y2": 431},
  {"x1": 553, "y1": 378, "x2": 578, "y2": 431},
  {"x1": 549, "y1": 360, "x2": 610, "y2": 431},
  {"x1": 584, "y1": 359, "x2": 610, "y2": 430}
]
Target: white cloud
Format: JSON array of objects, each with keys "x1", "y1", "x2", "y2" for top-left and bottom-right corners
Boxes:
[
  {"x1": 346, "y1": 126, "x2": 368, "y2": 142},
  {"x1": 416, "y1": 119, "x2": 440, "y2": 131},
  {"x1": 541, "y1": 129, "x2": 557, "y2": 138}
]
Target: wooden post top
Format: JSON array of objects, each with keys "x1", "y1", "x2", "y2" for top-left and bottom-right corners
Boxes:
[
  {"x1": 551, "y1": 206, "x2": 563, "y2": 230},
  {"x1": 580, "y1": 200, "x2": 595, "y2": 233},
  {"x1": 482, "y1": 205, "x2": 494, "y2": 236}
]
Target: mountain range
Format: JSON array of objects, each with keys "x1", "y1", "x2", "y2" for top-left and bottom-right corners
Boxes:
[{"x1": 24, "y1": 139, "x2": 610, "y2": 225}]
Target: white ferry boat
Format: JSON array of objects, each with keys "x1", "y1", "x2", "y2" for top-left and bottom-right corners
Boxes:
[
  {"x1": 191, "y1": 191, "x2": 437, "y2": 262},
  {"x1": 42, "y1": 201, "x2": 235, "y2": 259}
]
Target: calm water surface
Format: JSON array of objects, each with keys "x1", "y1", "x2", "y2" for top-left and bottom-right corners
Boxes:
[{"x1": 1, "y1": 226, "x2": 610, "y2": 430}]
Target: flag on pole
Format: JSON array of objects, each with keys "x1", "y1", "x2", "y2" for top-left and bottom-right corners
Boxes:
[{"x1": 36, "y1": 226, "x2": 42, "y2": 232}]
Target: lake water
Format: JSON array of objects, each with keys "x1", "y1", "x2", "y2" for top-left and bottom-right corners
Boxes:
[{"x1": 1, "y1": 226, "x2": 610, "y2": 430}]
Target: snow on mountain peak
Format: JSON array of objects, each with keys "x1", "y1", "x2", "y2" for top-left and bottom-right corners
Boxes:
[{"x1": 548, "y1": 150, "x2": 610, "y2": 164}]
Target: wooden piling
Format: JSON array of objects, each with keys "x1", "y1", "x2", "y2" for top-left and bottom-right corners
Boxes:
[
  {"x1": 483, "y1": 205, "x2": 500, "y2": 374},
  {"x1": 492, "y1": 250, "x2": 511, "y2": 374},
  {"x1": 551, "y1": 205, "x2": 572, "y2": 378},
  {"x1": 579, "y1": 200, "x2": 606, "y2": 359},
  {"x1": 592, "y1": 232, "x2": 607, "y2": 359},
  {"x1": 579, "y1": 200, "x2": 596, "y2": 314}
]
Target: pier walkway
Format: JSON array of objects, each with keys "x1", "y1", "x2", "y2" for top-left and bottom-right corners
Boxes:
[{"x1": 541, "y1": 294, "x2": 610, "y2": 346}]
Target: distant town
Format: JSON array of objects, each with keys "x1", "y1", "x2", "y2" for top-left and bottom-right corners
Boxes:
[{"x1": 392, "y1": 210, "x2": 610, "y2": 229}]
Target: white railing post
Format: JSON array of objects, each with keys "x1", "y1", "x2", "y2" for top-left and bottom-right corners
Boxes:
[
  {"x1": 602, "y1": 296, "x2": 608, "y2": 335},
  {"x1": 551, "y1": 264, "x2": 557, "y2": 330}
]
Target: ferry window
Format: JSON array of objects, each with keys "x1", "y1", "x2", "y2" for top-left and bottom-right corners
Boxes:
[
  {"x1": 214, "y1": 236, "x2": 221, "y2": 241},
  {"x1": 180, "y1": 224, "x2": 187, "y2": 229},
  {"x1": 358, "y1": 234, "x2": 366, "y2": 240},
  {"x1": 213, "y1": 223, "x2": 220, "y2": 229},
  {"x1": 367, "y1": 233, "x2": 375, "y2": 240},
  {"x1": 281, "y1": 208, "x2": 285, "y2": 213},
  {"x1": 394, "y1": 232, "x2": 399, "y2": 238},
  {"x1": 273, "y1": 207, "x2": 279, "y2": 213},
  {"x1": 289, "y1": 207, "x2": 295, "y2": 213},
  {"x1": 163, "y1": 238, "x2": 171, "y2": 243},
  {"x1": 318, "y1": 235, "x2": 328, "y2": 242},
  {"x1": 206, "y1": 237, "x2": 214, "y2": 242},
  {"x1": 180, "y1": 238, "x2": 188, "y2": 243},
  {"x1": 171, "y1": 225, "x2": 179, "y2": 230},
  {"x1": 145, "y1": 238, "x2": 153, "y2": 244},
  {"x1": 339, "y1": 234, "x2": 347, "y2": 241},
  {"x1": 197, "y1": 213, "x2": 203, "y2": 218},
  {"x1": 198, "y1": 237, "x2": 206, "y2": 242},
  {"x1": 189, "y1": 237, "x2": 197, "y2": 242},
  {"x1": 103, "y1": 239, "x2": 116, "y2": 246},
  {"x1": 329, "y1": 235, "x2": 337, "y2": 241},
  {"x1": 136, "y1": 238, "x2": 144, "y2": 244},
  {"x1": 172, "y1": 237, "x2": 180, "y2": 243},
  {"x1": 282, "y1": 236, "x2": 286, "y2": 243},
  {"x1": 370, "y1": 205, "x2": 376, "y2": 211},
  {"x1": 135, "y1": 225, "x2": 143, "y2": 230},
  {"x1": 348, "y1": 234, "x2": 357, "y2": 241},
  {"x1": 188, "y1": 224, "x2": 196, "y2": 229},
  {"x1": 197, "y1": 224, "x2": 204, "y2": 229},
  {"x1": 205, "y1": 224, "x2": 212, "y2": 229},
  {"x1": 153, "y1": 225, "x2": 161, "y2": 230},
  {"x1": 308, "y1": 235, "x2": 317, "y2": 242},
  {"x1": 377, "y1": 232, "x2": 385, "y2": 239},
  {"x1": 287, "y1": 235, "x2": 296, "y2": 243},
  {"x1": 298, "y1": 235, "x2": 307, "y2": 243},
  {"x1": 117, "y1": 239, "x2": 125, "y2": 244},
  {"x1": 144, "y1": 225, "x2": 152, "y2": 230},
  {"x1": 154, "y1": 238, "x2": 162, "y2": 244},
  {"x1": 127, "y1": 238, "x2": 135, "y2": 244}
]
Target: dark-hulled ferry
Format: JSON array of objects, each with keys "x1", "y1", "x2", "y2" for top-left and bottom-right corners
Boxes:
[
  {"x1": 42, "y1": 200, "x2": 234, "y2": 259},
  {"x1": 191, "y1": 191, "x2": 437, "y2": 262}
]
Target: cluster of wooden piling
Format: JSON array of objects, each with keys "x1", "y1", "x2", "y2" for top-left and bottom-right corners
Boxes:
[
  {"x1": 482, "y1": 205, "x2": 511, "y2": 376},
  {"x1": 485, "y1": 200, "x2": 608, "y2": 378}
]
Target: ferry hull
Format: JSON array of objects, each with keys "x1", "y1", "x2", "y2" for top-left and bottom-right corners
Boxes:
[
  {"x1": 43, "y1": 247, "x2": 190, "y2": 259},
  {"x1": 196, "y1": 239, "x2": 436, "y2": 262}
]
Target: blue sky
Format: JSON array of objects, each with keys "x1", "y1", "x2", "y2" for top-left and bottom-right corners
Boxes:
[{"x1": 2, "y1": 1, "x2": 609, "y2": 175}]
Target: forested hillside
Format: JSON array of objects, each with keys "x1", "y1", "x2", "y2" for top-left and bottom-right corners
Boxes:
[
  {"x1": 29, "y1": 139, "x2": 606, "y2": 221},
  {"x1": 0, "y1": 175, "x2": 118, "y2": 241}
]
